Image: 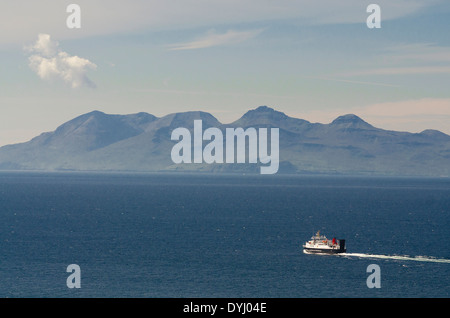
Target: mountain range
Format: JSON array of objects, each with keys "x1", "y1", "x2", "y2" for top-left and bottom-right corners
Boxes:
[{"x1": 1, "y1": 106, "x2": 449, "y2": 176}]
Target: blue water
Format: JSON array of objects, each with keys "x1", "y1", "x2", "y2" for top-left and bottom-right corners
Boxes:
[{"x1": 0, "y1": 172, "x2": 449, "y2": 298}]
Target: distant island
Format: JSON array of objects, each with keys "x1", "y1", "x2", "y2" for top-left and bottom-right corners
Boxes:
[{"x1": 0, "y1": 106, "x2": 449, "y2": 177}]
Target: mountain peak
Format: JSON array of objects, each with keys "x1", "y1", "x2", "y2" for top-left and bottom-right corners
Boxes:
[
  {"x1": 230, "y1": 105, "x2": 310, "y2": 130},
  {"x1": 332, "y1": 114, "x2": 363, "y2": 123},
  {"x1": 420, "y1": 129, "x2": 450, "y2": 140},
  {"x1": 158, "y1": 110, "x2": 221, "y2": 129},
  {"x1": 241, "y1": 105, "x2": 288, "y2": 120},
  {"x1": 254, "y1": 105, "x2": 276, "y2": 112},
  {"x1": 87, "y1": 110, "x2": 105, "y2": 115},
  {"x1": 331, "y1": 114, "x2": 374, "y2": 129},
  {"x1": 251, "y1": 105, "x2": 283, "y2": 114},
  {"x1": 78, "y1": 110, "x2": 107, "y2": 120}
]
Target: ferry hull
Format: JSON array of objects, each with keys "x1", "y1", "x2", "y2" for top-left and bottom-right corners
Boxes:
[{"x1": 303, "y1": 247, "x2": 346, "y2": 254}]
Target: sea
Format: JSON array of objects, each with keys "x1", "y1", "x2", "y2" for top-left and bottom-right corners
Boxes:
[{"x1": 0, "y1": 171, "x2": 449, "y2": 298}]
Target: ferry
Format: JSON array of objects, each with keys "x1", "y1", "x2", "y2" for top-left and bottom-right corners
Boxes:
[{"x1": 303, "y1": 231, "x2": 346, "y2": 254}]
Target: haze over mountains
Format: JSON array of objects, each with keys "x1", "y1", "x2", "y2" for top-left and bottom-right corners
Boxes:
[{"x1": 1, "y1": 106, "x2": 449, "y2": 176}]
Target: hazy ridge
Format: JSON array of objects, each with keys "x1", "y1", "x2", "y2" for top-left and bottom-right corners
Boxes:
[{"x1": 1, "y1": 106, "x2": 449, "y2": 176}]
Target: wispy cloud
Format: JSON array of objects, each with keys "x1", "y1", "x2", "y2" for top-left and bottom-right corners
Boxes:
[
  {"x1": 25, "y1": 33, "x2": 97, "y2": 88},
  {"x1": 293, "y1": 98, "x2": 450, "y2": 135},
  {"x1": 1, "y1": 1, "x2": 436, "y2": 45},
  {"x1": 305, "y1": 76, "x2": 401, "y2": 88},
  {"x1": 359, "y1": 98, "x2": 450, "y2": 118},
  {"x1": 167, "y1": 28, "x2": 264, "y2": 51},
  {"x1": 339, "y1": 66, "x2": 450, "y2": 77},
  {"x1": 337, "y1": 43, "x2": 450, "y2": 77},
  {"x1": 384, "y1": 43, "x2": 450, "y2": 63},
  {"x1": 131, "y1": 87, "x2": 294, "y2": 99},
  {"x1": 356, "y1": 98, "x2": 450, "y2": 134}
]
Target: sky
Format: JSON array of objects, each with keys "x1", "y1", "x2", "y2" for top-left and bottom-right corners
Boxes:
[{"x1": 1, "y1": 0, "x2": 450, "y2": 146}]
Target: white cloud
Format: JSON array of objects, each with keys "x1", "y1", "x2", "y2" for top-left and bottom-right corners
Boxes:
[
  {"x1": 26, "y1": 33, "x2": 97, "y2": 88},
  {"x1": 167, "y1": 28, "x2": 264, "y2": 51},
  {"x1": 28, "y1": 33, "x2": 59, "y2": 57}
]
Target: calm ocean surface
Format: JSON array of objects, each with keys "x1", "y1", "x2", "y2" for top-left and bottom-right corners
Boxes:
[{"x1": 0, "y1": 172, "x2": 449, "y2": 298}]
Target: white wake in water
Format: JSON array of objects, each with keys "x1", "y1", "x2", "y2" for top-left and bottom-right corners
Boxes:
[{"x1": 340, "y1": 253, "x2": 450, "y2": 263}]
